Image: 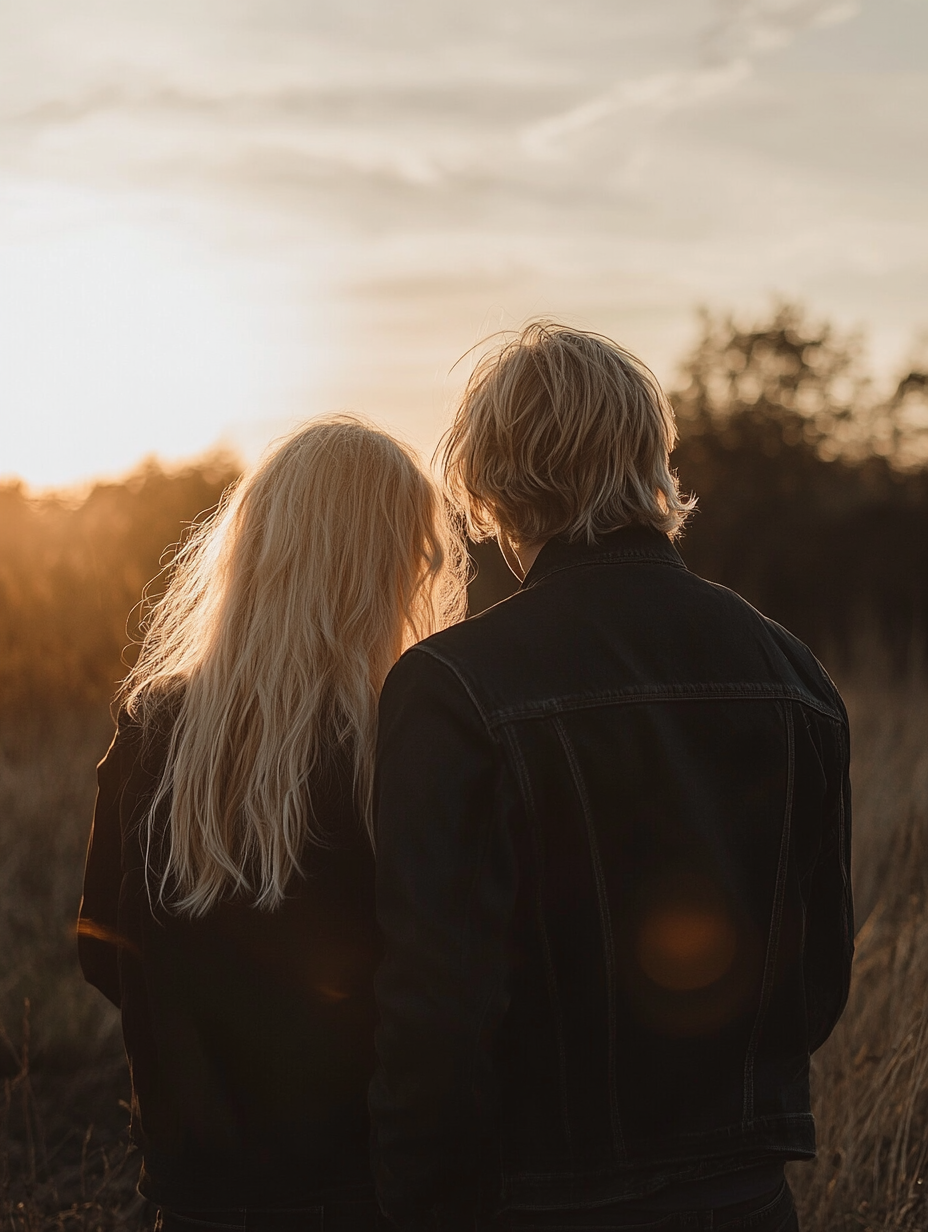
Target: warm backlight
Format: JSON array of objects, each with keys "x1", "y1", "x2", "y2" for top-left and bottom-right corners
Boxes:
[{"x1": 0, "y1": 192, "x2": 282, "y2": 489}]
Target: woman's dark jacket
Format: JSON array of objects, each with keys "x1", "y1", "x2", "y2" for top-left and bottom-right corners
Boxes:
[
  {"x1": 371, "y1": 526, "x2": 853, "y2": 1229},
  {"x1": 78, "y1": 713, "x2": 380, "y2": 1209}
]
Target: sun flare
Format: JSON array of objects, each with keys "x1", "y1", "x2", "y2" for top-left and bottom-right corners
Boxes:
[{"x1": 0, "y1": 190, "x2": 290, "y2": 491}]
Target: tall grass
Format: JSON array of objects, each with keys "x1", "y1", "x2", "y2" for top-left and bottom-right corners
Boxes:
[
  {"x1": 0, "y1": 709, "x2": 150, "y2": 1230},
  {"x1": 1, "y1": 668, "x2": 926, "y2": 1228},
  {"x1": 787, "y1": 665, "x2": 928, "y2": 1231},
  {"x1": 3, "y1": 309, "x2": 927, "y2": 1226}
]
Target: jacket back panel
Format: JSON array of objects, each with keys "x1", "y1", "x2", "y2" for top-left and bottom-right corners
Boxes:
[{"x1": 420, "y1": 533, "x2": 851, "y2": 1197}]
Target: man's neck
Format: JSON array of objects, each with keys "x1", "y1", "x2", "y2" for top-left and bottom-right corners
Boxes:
[{"x1": 499, "y1": 535, "x2": 548, "y2": 581}]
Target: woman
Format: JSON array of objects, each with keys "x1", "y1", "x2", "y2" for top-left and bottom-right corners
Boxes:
[{"x1": 78, "y1": 417, "x2": 466, "y2": 1232}]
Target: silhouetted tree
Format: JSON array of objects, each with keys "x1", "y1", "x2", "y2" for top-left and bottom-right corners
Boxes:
[
  {"x1": 0, "y1": 455, "x2": 239, "y2": 715},
  {"x1": 3, "y1": 308, "x2": 927, "y2": 713},
  {"x1": 672, "y1": 306, "x2": 928, "y2": 661}
]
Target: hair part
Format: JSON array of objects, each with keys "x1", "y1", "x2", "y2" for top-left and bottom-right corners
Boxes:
[
  {"x1": 441, "y1": 320, "x2": 695, "y2": 545},
  {"x1": 121, "y1": 415, "x2": 467, "y2": 917}
]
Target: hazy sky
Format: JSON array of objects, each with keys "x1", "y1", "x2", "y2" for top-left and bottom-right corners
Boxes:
[{"x1": 1, "y1": 0, "x2": 926, "y2": 487}]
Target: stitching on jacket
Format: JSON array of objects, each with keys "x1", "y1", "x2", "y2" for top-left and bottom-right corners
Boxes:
[
  {"x1": 501, "y1": 1112, "x2": 816, "y2": 1183},
  {"x1": 553, "y1": 718, "x2": 626, "y2": 1166},
  {"x1": 499, "y1": 725, "x2": 575, "y2": 1165},
  {"x1": 837, "y1": 724, "x2": 854, "y2": 997},
  {"x1": 486, "y1": 685, "x2": 843, "y2": 728},
  {"x1": 462, "y1": 767, "x2": 509, "y2": 1138},
  {"x1": 410, "y1": 644, "x2": 494, "y2": 730},
  {"x1": 523, "y1": 550, "x2": 687, "y2": 589},
  {"x1": 742, "y1": 702, "x2": 795, "y2": 1125}
]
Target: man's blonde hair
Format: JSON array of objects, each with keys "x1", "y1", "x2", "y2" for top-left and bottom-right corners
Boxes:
[
  {"x1": 441, "y1": 320, "x2": 695, "y2": 544},
  {"x1": 121, "y1": 416, "x2": 467, "y2": 917}
]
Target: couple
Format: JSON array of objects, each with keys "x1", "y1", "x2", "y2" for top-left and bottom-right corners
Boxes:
[{"x1": 79, "y1": 322, "x2": 853, "y2": 1232}]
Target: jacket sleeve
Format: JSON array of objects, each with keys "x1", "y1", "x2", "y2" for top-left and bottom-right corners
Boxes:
[
  {"x1": 370, "y1": 646, "x2": 521, "y2": 1232},
  {"x1": 804, "y1": 703, "x2": 854, "y2": 1054},
  {"x1": 77, "y1": 721, "x2": 134, "y2": 1009}
]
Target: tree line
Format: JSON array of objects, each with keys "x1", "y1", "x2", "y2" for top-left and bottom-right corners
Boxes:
[
  {"x1": 471, "y1": 306, "x2": 928, "y2": 668},
  {"x1": 671, "y1": 306, "x2": 928, "y2": 664},
  {"x1": 0, "y1": 456, "x2": 239, "y2": 716},
  {"x1": 2, "y1": 306, "x2": 926, "y2": 717}
]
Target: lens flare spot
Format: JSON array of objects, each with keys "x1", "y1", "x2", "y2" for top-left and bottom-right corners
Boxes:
[
  {"x1": 637, "y1": 905, "x2": 738, "y2": 991},
  {"x1": 316, "y1": 984, "x2": 350, "y2": 1004}
]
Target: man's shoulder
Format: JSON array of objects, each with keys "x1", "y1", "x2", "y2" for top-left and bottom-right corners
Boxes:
[
  {"x1": 406, "y1": 590, "x2": 536, "y2": 674},
  {"x1": 679, "y1": 573, "x2": 846, "y2": 722},
  {"x1": 389, "y1": 568, "x2": 846, "y2": 729},
  {"x1": 753, "y1": 611, "x2": 846, "y2": 721},
  {"x1": 381, "y1": 595, "x2": 534, "y2": 717}
]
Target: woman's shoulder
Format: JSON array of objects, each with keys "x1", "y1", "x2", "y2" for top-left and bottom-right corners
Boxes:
[{"x1": 101, "y1": 691, "x2": 180, "y2": 792}]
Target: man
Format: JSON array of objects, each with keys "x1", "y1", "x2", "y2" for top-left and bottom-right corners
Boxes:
[{"x1": 371, "y1": 322, "x2": 852, "y2": 1232}]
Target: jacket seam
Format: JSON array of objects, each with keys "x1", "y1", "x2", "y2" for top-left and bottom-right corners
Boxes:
[
  {"x1": 499, "y1": 724, "x2": 575, "y2": 1167},
  {"x1": 462, "y1": 770, "x2": 507, "y2": 1108},
  {"x1": 409, "y1": 643, "x2": 495, "y2": 732},
  {"x1": 552, "y1": 717, "x2": 625, "y2": 1166},
  {"x1": 523, "y1": 550, "x2": 687, "y2": 590},
  {"x1": 837, "y1": 724, "x2": 854, "y2": 1005},
  {"x1": 484, "y1": 687, "x2": 843, "y2": 728},
  {"x1": 409, "y1": 642, "x2": 525, "y2": 1144},
  {"x1": 742, "y1": 701, "x2": 795, "y2": 1125},
  {"x1": 501, "y1": 1115, "x2": 815, "y2": 1182}
]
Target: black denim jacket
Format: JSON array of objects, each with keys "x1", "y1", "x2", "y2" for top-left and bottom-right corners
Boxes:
[
  {"x1": 371, "y1": 526, "x2": 853, "y2": 1231},
  {"x1": 79, "y1": 716, "x2": 380, "y2": 1208}
]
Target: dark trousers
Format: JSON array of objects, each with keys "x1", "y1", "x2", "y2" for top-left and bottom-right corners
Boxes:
[
  {"x1": 495, "y1": 1180, "x2": 798, "y2": 1232},
  {"x1": 154, "y1": 1198, "x2": 380, "y2": 1232}
]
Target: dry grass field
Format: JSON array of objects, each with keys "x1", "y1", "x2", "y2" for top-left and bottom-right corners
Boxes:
[
  {"x1": 787, "y1": 661, "x2": 928, "y2": 1231},
  {"x1": 1, "y1": 653, "x2": 926, "y2": 1230},
  {"x1": 0, "y1": 708, "x2": 145, "y2": 1231}
]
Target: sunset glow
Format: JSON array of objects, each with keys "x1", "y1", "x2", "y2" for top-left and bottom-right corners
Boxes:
[
  {"x1": 0, "y1": 187, "x2": 309, "y2": 489},
  {"x1": 0, "y1": 0, "x2": 926, "y2": 488}
]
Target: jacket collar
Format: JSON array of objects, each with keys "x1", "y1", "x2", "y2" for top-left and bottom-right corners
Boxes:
[{"x1": 522, "y1": 524, "x2": 686, "y2": 590}]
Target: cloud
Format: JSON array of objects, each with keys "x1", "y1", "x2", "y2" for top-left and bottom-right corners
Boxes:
[
  {"x1": 701, "y1": 0, "x2": 860, "y2": 61},
  {"x1": 522, "y1": 60, "x2": 752, "y2": 158},
  {"x1": 3, "y1": 73, "x2": 568, "y2": 197},
  {"x1": 0, "y1": 0, "x2": 858, "y2": 195},
  {"x1": 522, "y1": 0, "x2": 860, "y2": 158}
]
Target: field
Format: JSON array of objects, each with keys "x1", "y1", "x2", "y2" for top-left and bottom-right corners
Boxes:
[
  {"x1": 796, "y1": 662, "x2": 928, "y2": 1230},
  {"x1": 1, "y1": 656, "x2": 927, "y2": 1231},
  {"x1": 2, "y1": 308, "x2": 927, "y2": 1228}
]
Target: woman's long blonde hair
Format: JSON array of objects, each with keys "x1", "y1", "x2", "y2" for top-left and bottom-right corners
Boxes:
[{"x1": 121, "y1": 416, "x2": 466, "y2": 917}]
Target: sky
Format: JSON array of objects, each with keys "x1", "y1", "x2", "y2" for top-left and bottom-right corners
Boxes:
[{"x1": 0, "y1": 0, "x2": 926, "y2": 489}]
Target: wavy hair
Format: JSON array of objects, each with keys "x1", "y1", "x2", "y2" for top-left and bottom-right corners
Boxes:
[
  {"x1": 121, "y1": 416, "x2": 466, "y2": 917},
  {"x1": 441, "y1": 320, "x2": 695, "y2": 544}
]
